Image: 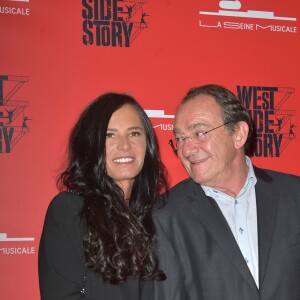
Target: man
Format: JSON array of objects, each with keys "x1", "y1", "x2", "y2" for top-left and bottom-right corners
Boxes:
[{"x1": 154, "y1": 84, "x2": 300, "y2": 300}]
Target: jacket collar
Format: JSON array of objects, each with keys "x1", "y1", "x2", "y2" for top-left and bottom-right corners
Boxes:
[{"x1": 187, "y1": 167, "x2": 278, "y2": 292}]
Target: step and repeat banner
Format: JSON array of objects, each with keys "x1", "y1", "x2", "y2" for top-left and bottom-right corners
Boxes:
[{"x1": 1, "y1": 0, "x2": 299, "y2": 298}]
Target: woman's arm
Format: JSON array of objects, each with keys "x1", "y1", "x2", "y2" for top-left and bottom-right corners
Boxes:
[{"x1": 38, "y1": 192, "x2": 91, "y2": 300}]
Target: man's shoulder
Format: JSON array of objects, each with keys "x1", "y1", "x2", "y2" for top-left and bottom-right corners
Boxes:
[
  {"x1": 169, "y1": 177, "x2": 195, "y2": 192},
  {"x1": 254, "y1": 166, "x2": 300, "y2": 185},
  {"x1": 155, "y1": 178, "x2": 201, "y2": 216},
  {"x1": 255, "y1": 167, "x2": 300, "y2": 205}
]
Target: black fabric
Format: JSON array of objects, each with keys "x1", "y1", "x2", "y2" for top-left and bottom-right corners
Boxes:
[
  {"x1": 153, "y1": 168, "x2": 300, "y2": 300},
  {"x1": 38, "y1": 192, "x2": 153, "y2": 300}
]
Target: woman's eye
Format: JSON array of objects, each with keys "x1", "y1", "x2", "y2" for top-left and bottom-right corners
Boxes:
[
  {"x1": 106, "y1": 132, "x2": 115, "y2": 138},
  {"x1": 130, "y1": 131, "x2": 142, "y2": 137}
]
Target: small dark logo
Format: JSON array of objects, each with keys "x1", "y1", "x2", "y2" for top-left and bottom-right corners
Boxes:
[
  {"x1": 237, "y1": 85, "x2": 297, "y2": 157},
  {"x1": 0, "y1": 75, "x2": 31, "y2": 154},
  {"x1": 82, "y1": 0, "x2": 150, "y2": 47}
]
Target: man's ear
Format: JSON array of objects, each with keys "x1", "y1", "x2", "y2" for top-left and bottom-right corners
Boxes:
[{"x1": 233, "y1": 121, "x2": 249, "y2": 150}]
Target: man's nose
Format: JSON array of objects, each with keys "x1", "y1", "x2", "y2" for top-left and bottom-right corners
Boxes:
[{"x1": 180, "y1": 137, "x2": 199, "y2": 157}]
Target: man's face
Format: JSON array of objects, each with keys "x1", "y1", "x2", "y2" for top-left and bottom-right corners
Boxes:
[{"x1": 174, "y1": 95, "x2": 240, "y2": 188}]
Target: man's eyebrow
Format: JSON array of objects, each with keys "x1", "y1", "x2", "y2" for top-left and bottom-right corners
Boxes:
[
  {"x1": 173, "y1": 127, "x2": 183, "y2": 135},
  {"x1": 187, "y1": 122, "x2": 207, "y2": 131}
]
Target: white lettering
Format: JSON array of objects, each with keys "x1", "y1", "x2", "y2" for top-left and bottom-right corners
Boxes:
[
  {"x1": 0, "y1": 6, "x2": 30, "y2": 15},
  {"x1": 0, "y1": 247, "x2": 35, "y2": 254},
  {"x1": 271, "y1": 25, "x2": 297, "y2": 33},
  {"x1": 256, "y1": 24, "x2": 272, "y2": 30},
  {"x1": 256, "y1": 24, "x2": 297, "y2": 33},
  {"x1": 199, "y1": 20, "x2": 219, "y2": 28},
  {"x1": 153, "y1": 124, "x2": 173, "y2": 131},
  {"x1": 224, "y1": 22, "x2": 253, "y2": 30}
]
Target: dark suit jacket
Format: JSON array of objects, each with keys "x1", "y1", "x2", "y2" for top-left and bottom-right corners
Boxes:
[
  {"x1": 38, "y1": 192, "x2": 153, "y2": 300},
  {"x1": 153, "y1": 168, "x2": 300, "y2": 300}
]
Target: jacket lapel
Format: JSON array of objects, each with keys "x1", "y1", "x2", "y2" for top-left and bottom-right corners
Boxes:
[
  {"x1": 188, "y1": 180, "x2": 258, "y2": 292},
  {"x1": 254, "y1": 168, "x2": 279, "y2": 288}
]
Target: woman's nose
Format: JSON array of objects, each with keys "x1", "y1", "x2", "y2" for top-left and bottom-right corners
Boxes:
[{"x1": 117, "y1": 136, "x2": 132, "y2": 151}]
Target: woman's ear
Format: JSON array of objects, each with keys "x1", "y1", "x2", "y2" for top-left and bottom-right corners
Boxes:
[{"x1": 233, "y1": 121, "x2": 249, "y2": 150}]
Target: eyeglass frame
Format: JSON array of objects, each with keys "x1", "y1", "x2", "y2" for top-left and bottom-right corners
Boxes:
[{"x1": 168, "y1": 121, "x2": 232, "y2": 151}]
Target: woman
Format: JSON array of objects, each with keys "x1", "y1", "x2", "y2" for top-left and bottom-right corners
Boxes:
[{"x1": 38, "y1": 93, "x2": 167, "y2": 299}]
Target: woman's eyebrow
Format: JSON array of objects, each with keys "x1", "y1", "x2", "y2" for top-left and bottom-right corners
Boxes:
[
  {"x1": 107, "y1": 126, "x2": 144, "y2": 131},
  {"x1": 127, "y1": 126, "x2": 144, "y2": 131}
]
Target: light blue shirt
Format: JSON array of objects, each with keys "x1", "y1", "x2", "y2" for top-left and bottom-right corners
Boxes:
[{"x1": 202, "y1": 156, "x2": 259, "y2": 287}]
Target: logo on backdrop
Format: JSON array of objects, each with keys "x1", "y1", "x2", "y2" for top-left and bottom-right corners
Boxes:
[
  {"x1": 145, "y1": 110, "x2": 174, "y2": 131},
  {"x1": 236, "y1": 85, "x2": 297, "y2": 157},
  {"x1": 199, "y1": 1, "x2": 297, "y2": 33},
  {"x1": 82, "y1": 0, "x2": 150, "y2": 47},
  {"x1": 0, "y1": 233, "x2": 35, "y2": 255},
  {"x1": 0, "y1": 0, "x2": 30, "y2": 16},
  {"x1": 0, "y1": 74, "x2": 31, "y2": 154},
  {"x1": 145, "y1": 85, "x2": 297, "y2": 158}
]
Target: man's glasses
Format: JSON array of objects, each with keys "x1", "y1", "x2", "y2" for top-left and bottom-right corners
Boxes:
[{"x1": 168, "y1": 122, "x2": 231, "y2": 151}]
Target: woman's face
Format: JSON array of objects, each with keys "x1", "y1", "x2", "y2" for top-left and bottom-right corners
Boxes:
[{"x1": 105, "y1": 104, "x2": 147, "y2": 196}]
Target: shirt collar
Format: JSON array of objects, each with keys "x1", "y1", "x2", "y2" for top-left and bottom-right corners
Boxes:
[
  {"x1": 238, "y1": 156, "x2": 257, "y2": 197},
  {"x1": 202, "y1": 156, "x2": 257, "y2": 198}
]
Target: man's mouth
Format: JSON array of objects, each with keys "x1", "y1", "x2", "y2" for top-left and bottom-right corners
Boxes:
[{"x1": 189, "y1": 156, "x2": 209, "y2": 164}]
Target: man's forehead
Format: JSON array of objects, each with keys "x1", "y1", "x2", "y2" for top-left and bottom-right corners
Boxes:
[
  {"x1": 175, "y1": 98, "x2": 221, "y2": 121},
  {"x1": 174, "y1": 117, "x2": 210, "y2": 134}
]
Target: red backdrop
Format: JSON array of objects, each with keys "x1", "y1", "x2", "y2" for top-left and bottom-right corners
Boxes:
[{"x1": 1, "y1": 0, "x2": 299, "y2": 298}]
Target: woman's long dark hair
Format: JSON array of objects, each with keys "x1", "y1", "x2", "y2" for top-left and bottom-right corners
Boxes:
[{"x1": 57, "y1": 93, "x2": 167, "y2": 283}]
